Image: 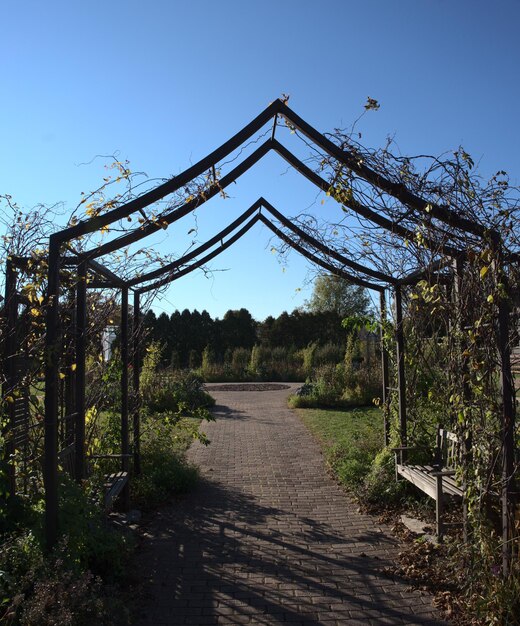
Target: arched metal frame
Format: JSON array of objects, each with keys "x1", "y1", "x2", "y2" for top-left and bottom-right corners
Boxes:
[{"x1": 30, "y1": 99, "x2": 515, "y2": 573}]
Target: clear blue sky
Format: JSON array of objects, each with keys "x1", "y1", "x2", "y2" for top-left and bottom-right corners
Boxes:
[{"x1": 2, "y1": 0, "x2": 519, "y2": 320}]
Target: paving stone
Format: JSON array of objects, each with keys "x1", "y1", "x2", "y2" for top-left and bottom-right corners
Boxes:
[{"x1": 134, "y1": 383, "x2": 448, "y2": 625}]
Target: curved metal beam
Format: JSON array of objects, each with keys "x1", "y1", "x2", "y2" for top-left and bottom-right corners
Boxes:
[
  {"x1": 80, "y1": 139, "x2": 461, "y2": 264},
  {"x1": 280, "y1": 103, "x2": 491, "y2": 240},
  {"x1": 136, "y1": 213, "x2": 262, "y2": 294},
  {"x1": 136, "y1": 210, "x2": 384, "y2": 295},
  {"x1": 127, "y1": 199, "x2": 263, "y2": 287},
  {"x1": 85, "y1": 140, "x2": 273, "y2": 261},
  {"x1": 257, "y1": 214, "x2": 384, "y2": 293},
  {"x1": 55, "y1": 99, "x2": 490, "y2": 255},
  {"x1": 54, "y1": 99, "x2": 284, "y2": 244},
  {"x1": 270, "y1": 140, "x2": 463, "y2": 260},
  {"x1": 131, "y1": 198, "x2": 393, "y2": 291},
  {"x1": 259, "y1": 197, "x2": 395, "y2": 284}
]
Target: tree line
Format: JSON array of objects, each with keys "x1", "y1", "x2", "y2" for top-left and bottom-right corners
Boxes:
[
  {"x1": 143, "y1": 306, "x2": 351, "y2": 368},
  {"x1": 143, "y1": 278, "x2": 371, "y2": 368}
]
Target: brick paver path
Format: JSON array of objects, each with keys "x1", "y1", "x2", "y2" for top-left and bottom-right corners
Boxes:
[{"x1": 135, "y1": 383, "x2": 447, "y2": 625}]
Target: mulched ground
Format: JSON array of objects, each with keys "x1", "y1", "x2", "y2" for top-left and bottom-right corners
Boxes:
[{"x1": 204, "y1": 383, "x2": 292, "y2": 392}]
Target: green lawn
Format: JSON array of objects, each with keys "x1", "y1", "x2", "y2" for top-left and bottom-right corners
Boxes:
[
  {"x1": 296, "y1": 405, "x2": 385, "y2": 488},
  {"x1": 297, "y1": 405, "x2": 382, "y2": 445}
]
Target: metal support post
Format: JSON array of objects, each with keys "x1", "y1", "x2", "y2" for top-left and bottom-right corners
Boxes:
[
  {"x1": 394, "y1": 285, "x2": 407, "y2": 448},
  {"x1": 121, "y1": 286, "x2": 130, "y2": 509},
  {"x1": 74, "y1": 261, "x2": 87, "y2": 481},
  {"x1": 2, "y1": 260, "x2": 18, "y2": 496},
  {"x1": 132, "y1": 291, "x2": 141, "y2": 476},
  {"x1": 380, "y1": 290, "x2": 390, "y2": 446},
  {"x1": 44, "y1": 236, "x2": 61, "y2": 548},
  {"x1": 497, "y1": 281, "x2": 516, "y2": 576}
]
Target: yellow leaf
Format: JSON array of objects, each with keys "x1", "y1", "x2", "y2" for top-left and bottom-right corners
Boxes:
[
  {"x1": 487, "y1": 294, "x2": 494, "y2": 303},
  {"x1": 59, "y1": 372, "x2": 66, "y2": 379},
  {"x1": 71, "y1": 363, "x2": 77, "y2": 371},
  {"x1": 5, "y1": 395, "x2": 14, "y2": 404},
  {"x1": 480, "y1": 266, "x2": 489, "y2": 279}
]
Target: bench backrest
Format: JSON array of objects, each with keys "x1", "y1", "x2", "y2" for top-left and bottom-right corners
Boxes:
[
  {"x1": 57, "y1": 442, "x2": 76, "y2": 477},
  {"x1": 436, "y1": 427, "x2": 459, "y2": 469}
]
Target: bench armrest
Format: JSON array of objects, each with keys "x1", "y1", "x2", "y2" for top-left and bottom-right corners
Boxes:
[
  {"x1": 431, "y1": 469, "x2": 456, "y2": 477},
  {"x1": 89, "y1": 453, "x2": 133, "y2": 459}
]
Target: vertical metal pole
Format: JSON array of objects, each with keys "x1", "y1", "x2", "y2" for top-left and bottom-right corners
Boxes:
[
  {"x1": 380, "y1": 289, "x2": 390, "y2": 446},
  {"x1": 453, "y1": 256, "x2": 470, "y2": 543},
  {"x1": 394, "y1": 285, "x2": 407, "y2": 448},
  {"x1": 44, "y1": 235, "x2": 61, "y2": 548},
  {"x1": 2, "y1": 259, "x2": 17, "y2": 497},
  {"x1": 75, "y1": 261, "x2": 87, "y2": 481},
  {"x1": 64, "y1": 288, "x2": 76, "y2": 448},
  {"x1": 497, "y1": 279, "x2": 516, "y2": 577},
  {"x1": 132, "y1": 291, "x2": 141, "y2": 476},
  {"x1": 121, "y1": 286, "x2": 130, "y2": 508}
]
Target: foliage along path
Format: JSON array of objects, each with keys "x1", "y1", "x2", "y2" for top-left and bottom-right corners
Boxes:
[{"x1": 135, "y1": 383, "x2": 447, "y2": 625}]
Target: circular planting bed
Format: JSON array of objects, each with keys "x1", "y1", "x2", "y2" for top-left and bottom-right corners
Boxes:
[{"x1": 204, "y1": 383, "x2": 291, "y2": 392}]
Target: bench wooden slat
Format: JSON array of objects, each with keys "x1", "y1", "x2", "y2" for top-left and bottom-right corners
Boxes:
[
  {"x1": 397, "y1": 464, "x2": 463, "y2": 499},
  {"x1": 397, "y1": 464, "x2": 438, "y2": 499},
  {"x1": 104, "y1": 471, "x2": 129, "y2": 510}
]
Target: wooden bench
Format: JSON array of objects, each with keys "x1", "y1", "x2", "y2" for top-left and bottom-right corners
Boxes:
[
  {"x1": 89, "y1": 454, "x2": 131, "y2": 511},
  {"x1": 393, "y1": 427, "x2": 463, "y2": 540},
  {"x1": 57, "y1": 446, "x2": 130, "y2": 511},
  {"x1": 101, "y1": 471, "x2": 129, "y2": 511}
]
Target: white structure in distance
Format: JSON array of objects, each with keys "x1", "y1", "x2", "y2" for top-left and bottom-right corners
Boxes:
[{"x1": 102, "y1": 326, "x2": 118, "y2": 361}]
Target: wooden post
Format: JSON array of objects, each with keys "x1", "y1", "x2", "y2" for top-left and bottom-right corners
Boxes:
[
  {"x1": 132, "y1": 291, "x2": 141, "y2": 476},
  {"x1": 394, "y1": 285, "x2": 407, "y2": 448},
  {"x1": 380, "y1": 289, "x2": 390, "y2": 446},
  {"x1": 74, "y1": 261, "x2": 87, "y2": 481}
]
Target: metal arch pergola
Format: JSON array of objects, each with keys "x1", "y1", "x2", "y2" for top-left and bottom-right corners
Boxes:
[{"x1": 4, "y1": 98, "x2": 512, "y2": 571}]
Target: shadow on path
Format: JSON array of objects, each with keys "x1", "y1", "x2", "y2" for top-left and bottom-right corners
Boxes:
[
  {"x1": 134, "y1": 385, "x2": 447, "y2": 625},
  {"x1": 136, "y1": 481, "x2": 446, "y2": 625}
]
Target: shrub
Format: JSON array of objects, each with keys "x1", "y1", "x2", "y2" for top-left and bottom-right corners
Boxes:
[
  {"x1": 132, "y1": 417, "x2": 200, "y2": 510},
  {"x1": 329, "y1": 442, "x2": 373, "y2": 487},
  {"x1": 143, "y1": 369, "x2": 215, "y2": 414},
  {"x1": 289, "y1": 364, "x2": 348, "y2": 408},
  {"x1": 231, "y1": 347, "x2": 251, "y2": 379},
  {"x1": 300, "y1": 343, "x2": 317, "y2": 376},
  {"x1": 57, "y1": 476, "x2": 133, "y2": 579},
  {"x1": 18, "y1": 567, "x2": 119, "y2": 626},
  {"x1": 140, "y1": 341, "x2": 163, "y2": 397},
  {"x1": 361, "y1": 447, "x2": 408, "y2": 508},
  {"x1": 0, "y1": 475, "x2": 133, "y2": 625},
  {"x1": 314, "y1": 343, "x2": 343, "y2": 366},
  {"x1": 341, "y1": 333, "x2": 382, "y2": 405},
  {"x1": 201, "y1": 345, "x2": 217, "y2": 378}
]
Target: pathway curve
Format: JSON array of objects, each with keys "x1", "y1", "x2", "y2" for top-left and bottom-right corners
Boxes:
[{"x1": 135, "y1": 383, "x2": 446, "y2": 626}]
